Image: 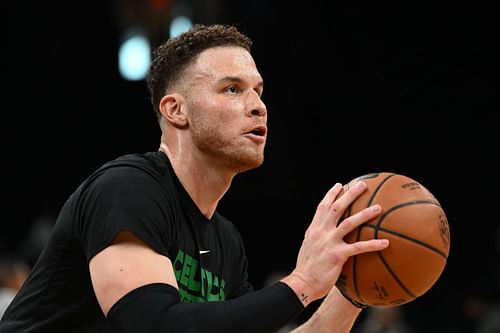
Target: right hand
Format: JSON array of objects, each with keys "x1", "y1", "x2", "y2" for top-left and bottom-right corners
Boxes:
[{"x1": 282, "y1": 181, "x2": 389, "y2": 306}]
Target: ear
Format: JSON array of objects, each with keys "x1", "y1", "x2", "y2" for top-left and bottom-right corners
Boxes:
[{"x1": 159, "y1": 93, "x2": 188, "y2": 128}]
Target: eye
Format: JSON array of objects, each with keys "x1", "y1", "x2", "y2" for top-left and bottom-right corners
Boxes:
[{"x1": 226, "y1": 86, "x2": 239, "y2": 94}]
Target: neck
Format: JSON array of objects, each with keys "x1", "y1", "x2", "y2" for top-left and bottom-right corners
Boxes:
[{"x1": 159, "y1": 143, "x2": 234, "y2": 219}]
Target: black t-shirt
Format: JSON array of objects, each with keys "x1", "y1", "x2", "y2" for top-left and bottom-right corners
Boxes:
[{"x1": 0, "y1": 151, "x2": 253, "y2": 332}]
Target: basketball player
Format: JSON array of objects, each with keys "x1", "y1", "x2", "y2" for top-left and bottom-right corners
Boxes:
[{"x1": 0, "y1": 24, "x2": 388, "y2": 332}]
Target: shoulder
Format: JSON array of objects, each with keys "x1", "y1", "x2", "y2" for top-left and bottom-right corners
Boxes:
[
  {"x1": 99, "y1": 151, "x2": 168, "y2": 177},
  {"x1": 72, "y1": 151, "x2": 177, "y2": 206},
  {"x1": 86, "y1": 151, "x2": 172, "y2": 188}
]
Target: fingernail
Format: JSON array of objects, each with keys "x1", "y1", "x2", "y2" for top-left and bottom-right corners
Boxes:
[
  {"x1": 355, "y1": 181, "x2": 366, "y2": 190},
  {"x1": 371, "y1": 204, "x2": 381, "y2": 213}
]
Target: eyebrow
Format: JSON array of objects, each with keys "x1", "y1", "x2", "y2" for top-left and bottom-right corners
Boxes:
[{"x1": 217, "y1": 76, "x2": 264, "y2": 90}]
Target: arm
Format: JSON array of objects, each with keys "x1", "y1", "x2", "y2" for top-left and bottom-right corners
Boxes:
[
  {"x1": 90, "y1": 231, "x2": 304, "y2": 333},
  {"x1": 291, "y1": 287, "x2": 362, "y2": 333},
  {"x1": 89, "y1": 231, "x2": 178, "y2": 316}
]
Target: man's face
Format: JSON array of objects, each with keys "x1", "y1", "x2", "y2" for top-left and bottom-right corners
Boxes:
[{"x1": 184, "y1": 46, "x2": 268, "y2": 172}]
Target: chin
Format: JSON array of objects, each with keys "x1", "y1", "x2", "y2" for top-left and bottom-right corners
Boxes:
[{"x1": 233, "y1": 154, "x2": 264, "y2": 173}]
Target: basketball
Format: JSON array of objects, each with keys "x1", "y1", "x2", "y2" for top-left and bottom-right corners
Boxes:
[{"x1": 336, "y1": 172, "x2": 451, "y2": 307}]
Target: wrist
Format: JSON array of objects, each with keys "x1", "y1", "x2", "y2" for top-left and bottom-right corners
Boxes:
[
  {"x1": 281, "y1": 273, "x2": 320, "y2": 307},
  {"x1": 336, "y1": 286, "x2": 367, "y2": 309},
  {"x1": 294, "y1": 287, "x2": 363, "y2": 333}
]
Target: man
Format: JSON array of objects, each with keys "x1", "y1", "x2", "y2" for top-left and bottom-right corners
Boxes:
[{"x1": 0, "y1": 24, "x2": 388, "y2": 332}]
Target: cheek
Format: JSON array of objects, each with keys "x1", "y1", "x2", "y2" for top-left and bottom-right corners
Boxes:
[
  {"x1": 195, "y1": 100, "x2": 241, "y2": 127},
  {"x1": 189, "y1": 105, "x2": 228, "y2": 138},
  {"x1": 188, "y1": 93, "x2": 244, "y2": 134}
]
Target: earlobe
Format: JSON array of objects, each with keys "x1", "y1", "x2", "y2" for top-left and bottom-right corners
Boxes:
[{"x1": 159, "y1": 93, "x2": 188, "y2": 128}]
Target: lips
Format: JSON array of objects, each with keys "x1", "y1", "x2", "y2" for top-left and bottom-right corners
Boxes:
[
  {"x1": 245, "y1": 125, "x2": 267, "y2": 137},
  {"x1": 243, "y1": 125, "x2": 267, "y2": 143}
]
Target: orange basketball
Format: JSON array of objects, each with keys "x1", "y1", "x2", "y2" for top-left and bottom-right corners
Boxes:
[{"x1": 336, "y1": 172, "x2": 451, "y2": 307}]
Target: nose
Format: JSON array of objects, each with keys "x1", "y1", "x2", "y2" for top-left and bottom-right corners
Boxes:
[{"x1": 246, "y1": 90, "x2": 267, "y2": 118}]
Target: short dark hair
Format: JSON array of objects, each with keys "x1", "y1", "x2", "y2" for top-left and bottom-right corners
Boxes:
[{"x1": 146, "y1": 24, "x2": 253, "y2": 123}]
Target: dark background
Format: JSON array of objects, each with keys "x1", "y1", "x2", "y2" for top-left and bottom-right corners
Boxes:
[{"x1": 3, "y1": 1, "x2": 499, "y2": 332}]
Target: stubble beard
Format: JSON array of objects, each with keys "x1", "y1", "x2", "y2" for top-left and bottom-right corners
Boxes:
[{"x1": 191, "y1": 126, "x2": 264, "y2": 173}]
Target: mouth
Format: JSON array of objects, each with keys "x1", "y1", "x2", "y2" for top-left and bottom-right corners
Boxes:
[
  {"x1": 244, "y1": 125, "x2": 267, "y2": 143},
  {"x1": 246, "y1": 125, "x2": 267, "y2": 137}
]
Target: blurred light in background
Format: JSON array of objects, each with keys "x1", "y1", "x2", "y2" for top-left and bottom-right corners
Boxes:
[
  {"x1": 114, "y1": 0, "x2": 200, "y2": 80},
  {"x1": 118, "y1": 31, "x2": 151, "y2": 81},
  {"x1": 169, "y1": 15, "x2": 193, "y2": 38}
]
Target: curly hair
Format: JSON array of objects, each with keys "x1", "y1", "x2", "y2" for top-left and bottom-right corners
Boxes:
[{"x1": 146, "y1": 24, "x2": 253, "y2": 123}]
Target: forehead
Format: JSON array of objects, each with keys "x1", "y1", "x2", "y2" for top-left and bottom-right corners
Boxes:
[{"x1": 189, "y1": 46, "x2": 262, "y2": 83}]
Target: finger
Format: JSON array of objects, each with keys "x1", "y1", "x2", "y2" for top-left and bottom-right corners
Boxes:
[
  {"x1": 329, "y1": 181, "x2": 367, "y2": 214},
  {"x1": 317, "y1": 183, "x2": 343, "y2": 210},
  {"x1": 336, "y1": 204, "x2": 382, "y2": 237},
  {"x1": 346, "y1": 238, "x2": 389, "y2": 257}
]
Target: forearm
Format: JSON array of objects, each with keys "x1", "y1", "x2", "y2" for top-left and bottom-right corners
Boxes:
[
  {"x1": 291, "y1": 287, "x2": 362, "y2": 333},
  {"x1": 108, "y1": 282, "x2": 304, "y2": 333}
]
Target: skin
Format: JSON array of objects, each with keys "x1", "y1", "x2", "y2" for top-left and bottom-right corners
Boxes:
[{"x1": 89, "y1": 45, "x2": 389, "y2": 332}]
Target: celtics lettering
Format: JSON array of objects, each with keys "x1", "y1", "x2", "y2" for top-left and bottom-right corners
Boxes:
[{"x1": 173, "y1": 249, "x2": 225, "y2": 302}]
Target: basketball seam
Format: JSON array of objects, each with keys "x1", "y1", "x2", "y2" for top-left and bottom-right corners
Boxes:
[
  {"x1": 373, "y1": 200, "x2": 448, "y2": 259},
  {"x1": 366, "y1": 173, "x2": 396, "y2": 207},
  {"x1": 377, "y1": 251, "x2": 417, "y2": 298},
  {"x1": 366, "y1": 224, "x2": 448, "y2": 259},
  {"x1": 354, "y1": 173, "x2": 395, "y2": 302}
]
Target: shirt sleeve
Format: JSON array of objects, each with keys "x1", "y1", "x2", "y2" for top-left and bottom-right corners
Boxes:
[{"x1": 77, "y1": 165, "x2": 175, "y2": 262}]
